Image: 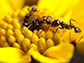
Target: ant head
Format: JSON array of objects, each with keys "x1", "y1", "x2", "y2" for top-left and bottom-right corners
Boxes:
[
  {"x1": 42, "y1": 16, "x2": 51, "y2": 24},
  {"x1": 31, "y1": 19, "x2": 36, "y2": 24},
  {"x1": 36, "y1": 18, "x2": 41, "y2": 22},
  {"x1": 74, "y1": 27, "x2": 81, "y2": 33},
  {"x1": 69, "y1": 19, "x2": 81, "y2": 33},
  {"x1": 31, "y1": 7, "x2": 37, "y2": 12},
  {"x1": 46, "y1": 19, "x2": 50, "y2": 24},
  {"x1": 46, "y1": 16, "x2": 52, "y2": 24},
  {"x1": 51, "y1": 20, "x2": 60, "y2": 27},
  {"x1": 23, "y1": 23, "x2": 29, "y2": 27}
]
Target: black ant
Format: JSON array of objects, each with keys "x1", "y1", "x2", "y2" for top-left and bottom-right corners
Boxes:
[
  {"x1": 27, "y1": 16, "x2": 52, "y2": 31},
  {"x1": 24, "y1": 7, "x2": 37, "y2": 19},
  {"x1": 30, "y1": 7, "x2": 37, "y2": 12},
  {"x1": 51, "y1": 19, "x2": 81, "y2": 33},
  {"x1": 25, "y1": 7, "x2": 37, "y2": 19},
  {"x1": 23, "y1": 7, "x2": 37, "y2": 27},
  {"x1": 27, "y1": 18, "x2": 43, "y2": 31}
]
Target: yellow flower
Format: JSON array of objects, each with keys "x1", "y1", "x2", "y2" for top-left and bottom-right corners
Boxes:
[
  {"x1": 0, "y1": 0, "x2": 84, "y2": 63},
  {"x1": 70, "y1": 0, "x2": 84, "y2": 22}
]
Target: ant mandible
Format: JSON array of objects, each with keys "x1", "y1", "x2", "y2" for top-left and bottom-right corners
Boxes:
[{"x1": 51, "y1": 19, "x2": 81, "y2": 33}]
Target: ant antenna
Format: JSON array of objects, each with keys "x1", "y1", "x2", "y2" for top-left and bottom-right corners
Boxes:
[
  {"x1": 77, "y1": 36, "x2": 83, "y2": 43},
  {"x1": 69, "y1": 32, "x2": 71, "y2": 42},
  {"x1": 70, "y1": 19, "x2": 78, "y2": 23},
  {"x1": 62, "y1": 39, "x2": 65, "y2": 43},
  {"x1": 27, "y1": 24, "x2": 32, "y2": 29},
  {"x1": 70, "y1": 19, "x2": 78, "y2": 27},
  {"x1": 43, "y1": 16, "x2": 46, "y2": 19},
  {"x1": 47, "y1": 16, "x2": 52, "y2": 19},
  {"x1": 56, "y1": 28, "x2": 58, "y2": 32}
]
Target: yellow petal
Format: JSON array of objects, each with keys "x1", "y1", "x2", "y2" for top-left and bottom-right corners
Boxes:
[
  {"x1": 7, "y1": 0, "x2": 25, "y2": 10},
  {"x1": 56, "y1": 0, "x2": 79, "y2": 16},
  {"x1": 70, "y1": 32, "x2": 84, "y2": 43},
  {"x1": 0, "y1": 47, "x2": 25, "y2": 63},
  {"x1": 43, "y1": 44, "x2": 74, "y2": 62},
  {"x1": 0, "y1": 0, "x2": 13, "y2": 19},
  {"x1": 37, "y1": 0, "x2": 79, "y2": 16},
  {"x1": 32, "y1": 51, "x2": 60, "y2": 63},
  {"x1": 63, "y1": 9, "x2": 73, "y2": 23},
  {"x1": 71, "y1": 0, "x2": 84, "y2": 21},
  {"x1": 78, "y1": 22, "x2": 84, "y2": 32},
  {"x1": 78, "y1": 15, "x2": 84, "y2": 22},
  {"x1": 60, "y1": 30, "x2": 71, "y2": 44}
]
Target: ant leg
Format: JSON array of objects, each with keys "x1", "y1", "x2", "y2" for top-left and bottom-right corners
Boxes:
[
  {"x1": 70, "y1": 19, "x2": 78, "y2": 22},
  {"x1": 56, "y1": 28, "x2": 58, "y2": 31},
  {"x1": 69, "y1": 19, "x2": 77, "y2": 29},
  {"x1": 77, "y1": 36, "x2": 83, "y2": 43},
  {"x1": 27, "y1": 8, "x2": 29, "y2": 11},
  {"x1": 69, "y1": 32, "x2": 71, "y2": 42},
  {"x1": 27, "y1": 24, "x2": 33, "y2": 29},
  {"x1": 70, "y1": 19, "x2": 78, "y2": 26},
  {"x1": 62, "y1": 39, "x2": 65, "y2": 43},
  {"x1": 58, "y1": 27, "x2": 63, "y2": 29},
  {"x1": 70, "y1": 19, "x2": 72, "y2": 27}
]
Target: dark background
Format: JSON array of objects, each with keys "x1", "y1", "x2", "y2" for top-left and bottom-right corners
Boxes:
[{"x1": 70, "y1": 51, "x2": 84, "y2": 63}]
